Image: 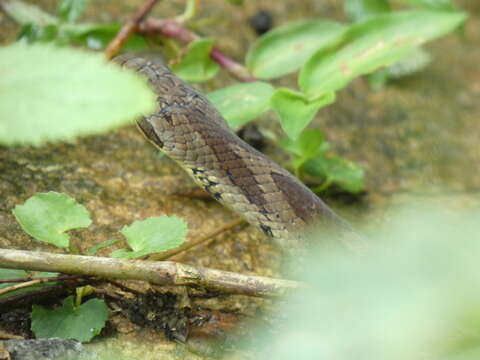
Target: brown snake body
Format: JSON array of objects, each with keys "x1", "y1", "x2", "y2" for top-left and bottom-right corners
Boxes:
[{"x1": 115, "y1": 55, "x2": 363, "y2": 250}]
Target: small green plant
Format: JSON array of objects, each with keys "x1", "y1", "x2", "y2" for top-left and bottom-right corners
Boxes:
[
  {"x1": 31, "y1": 294, "x2": 109, "y2": 342},
  {"x1": 0, "y1": 0, "x2": 467, "y2": 193},
  {"x1": 281, "y1": 129, "x2": 365, "y2": 194},
  {"x1": 12, "y1": 191, "x2": 188, "y2": 258},
  {"x1": 5, "y1": 191, "x2": 189, "y2": 342}
]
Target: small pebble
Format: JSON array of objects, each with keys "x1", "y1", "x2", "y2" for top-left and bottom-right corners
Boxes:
[{"x1": 248, "y1": 10, "x2": 273, "y2": 36}]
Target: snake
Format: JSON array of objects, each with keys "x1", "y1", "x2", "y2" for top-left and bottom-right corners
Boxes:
[{"x1": 114, "y1": 55, "x2": 364, "y2": 251}]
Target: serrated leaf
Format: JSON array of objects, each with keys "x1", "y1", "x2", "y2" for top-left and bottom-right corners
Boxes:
[
  {"x1": 299, "y1": 11, "x2": 467, "y2": 97},
  {"x1": 207, "y1": 82, "x2": 274, "y2": 128},
  {"x1": 110, "y1": 216, "x2": 187, "y2": 259},
  {"x1": 31, "y1": 296, "x2": 109, "y2": 342},
  {"x1": 246, "y1": 20, "x2": 346, "y2": 79},
  {"x1": 344, "y1": 0, "x2": 391, "y2": 22},
  {"x1": 57, "y1": 0, "x2": 88, "y2": 23},
  {"x1": 271, "y1": 88, "x2": 335, "y2": 140},
  {"x1": 0, "y1": 43, "x2": 156, "y2": 146},
  {"x1": 304, "y1": 156, "x2": 365, "y2": 193},
  {"x1": 13, "y1": 192, "x2": 91, "y2": 248},
  {"x1": 171, "y1": 38, "x2": 219, "y2": 82}
]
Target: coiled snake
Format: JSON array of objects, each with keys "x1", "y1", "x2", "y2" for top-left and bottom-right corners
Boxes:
[{"x1": 114, "y1": 55, "x2": 364, "y2": 251}]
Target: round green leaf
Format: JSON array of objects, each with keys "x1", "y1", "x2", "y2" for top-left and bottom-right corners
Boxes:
[
  {"x1": 12, "y1": 191, "x2": 92, "y2": 248},
  {"x1": 299, "y1": 10, "x2": 467, "y2": 96},
  {"x1": 207, "y1": 81, "x2": 274, "y2": 128},
  {"x1": 246, "y1": 20, "x2": 346, "y2": 79},
  {"x1": 110, "y1": 216, "x2": 188, "y2": 259},
  {"x1": 171, "y1": 38, "x2": 219, "y2": 82},
  {"x1": 0, "y1": 43, "x2": 156, "y2": 146},
  {"x1": 31, "y1": 296, "x2": 109, "y2": 342},
  {"x1": 271, "y1": 88, "x2": 335, "y2": 140}
]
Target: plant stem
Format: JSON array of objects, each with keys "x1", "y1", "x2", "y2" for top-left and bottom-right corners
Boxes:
[
  {"x1": 104, "y1": 0, "x2": 160, "y2": 59},
  {"x1": 138, "y1": 17, "x2": 256, "y2": 82},
  {"x1": 0, "y1": 249, "x2": 303, "y2": 298}
]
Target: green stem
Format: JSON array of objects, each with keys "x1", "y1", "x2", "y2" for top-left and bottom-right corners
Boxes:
[{"x1": 312, "y1": 177, "x2": 333, "y2": 193}]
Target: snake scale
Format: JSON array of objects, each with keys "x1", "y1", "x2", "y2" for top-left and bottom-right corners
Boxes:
[{"x1": 114, "y1": 55, "x2": 363, "y2": 251}]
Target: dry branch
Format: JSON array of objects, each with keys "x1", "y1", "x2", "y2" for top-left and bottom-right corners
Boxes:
[{"x1": 0, "y1": 249, "x2": 302, "y2": 297}]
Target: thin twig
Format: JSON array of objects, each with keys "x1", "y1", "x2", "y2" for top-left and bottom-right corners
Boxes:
[
  {"x1": 0, "y1": 249, "x2": 302, "y2": 298},
  {"x1": 0, "y1": 279, "x2": 42, "y2": 296},
  {"x1": 138, "y1": 17, "x2": 256, "y2": 82},
  {"x1": 150, "y1": 218, "x2": 246, "y2": 261},
  {"x1": 0, "y1": 274, "x2": 83, "y2": 284},
  {"x1": 105, "y1": 0, "x2": 160, "y2": 59}
]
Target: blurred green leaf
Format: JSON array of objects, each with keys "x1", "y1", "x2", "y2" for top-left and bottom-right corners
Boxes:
[
  {"x1": 299, "y1": 11, "x2": 466, "y2": 96},
  {"x1": 0, "y1": 43, "x2": 156, "y2": 146},
  {"x1": 31, "y1": 296, "x2": 109, "y2": 342},
  {"x1": 271, "y1": 88, "x2": 335, "y2": 140},
  {"x1": 368, "y1": 47, "x2": 432, "y2": 89},
  {"x1": 249, "y1": 207, "x2": 480, "y2": 359},
  {"x1": 12, "y1": 192, "x2": 91, "y2": 248},
  {"x1": 344, "y1": 0, "x2": 391, "y2": 22},
  {"x1": 62, "y1": 23, "x2": 147, "y2": 50},
  {"x1": 207, "y1": 82, "x2": 274, "y2": 128},
  {"x1": 281, "y1": 128, "x2": 328, "y2": 159},
  {"x1": 110, "y1": 216, "x2": 188, "y2": 259},
  {"x1": 304, "y1": 156, "x2": 365, "y2": 193},
  {"x1": 386, "y1": 47, "x2": 432, "y2": 79},
  {"x1": 281, "y1": 129, "x2": 330, "y2": 171},
  {"x1": 246, "y1": 20, "x2": 346, "y2": 79},
  {"x1": 171, "y1": 38, "x2": 219, "y2": 82},
  {"x1": 17, "y1": 23, "x2": 60, "y2": 43},
  {"x1": 1, "y1": 0, "x2": 58, "y2": 26},
  {"x1": 396, "y1": 0, "x2": 456, "y2": 11},
  {"x1": 57, "y1": 0, "x2": 88, "y2": 23}
]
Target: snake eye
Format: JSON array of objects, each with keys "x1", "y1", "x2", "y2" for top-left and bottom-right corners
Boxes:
[{"x1": 137, "y1": 118, "x2": 164, "y2": 148}]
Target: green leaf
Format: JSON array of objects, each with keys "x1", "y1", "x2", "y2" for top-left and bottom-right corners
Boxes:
[
  {"x1": 344, "y1": 0, "x2": 391, "y2": 22},
  {"x1": 12, "y1": 192, "x2": 91, "y2": 248},
  {"x1": 207, "y1": 82, "x2": 274, "y2": 128},
  {"x1": 31, "y1": 296, "x2": 109, "y2": 342},
  {"x1": 86, "y1": 239, "x2": 120, "y2": 256},
  {"x1": 110, "y1": 216, "x2": 188, "y2": 259},
  {"x1": 299, "y1": 11, "x2": 467, "y2": 97},
  {"x1": 304, "y1": 156, "x2": 365, "y2": 193},
  {"x1": 0, "y1": 269, "x2": 59, "y2": 299},
  {"x1": 271, "y1": 88, "x2": 335, "y2": 140},
  {"x1": 386, "y1": 47, "x2": 432, "y2": 79},
  {"x1": 57, "y1": 0, "x2": 88, "y2": 23},
  {"x1": 395, "y1": 0, "x2": 456, "y2": 11},
  {"x1": 62, "y1": 23, "x2": 147, "y2": 50},
  {"x1": 0, "y1": 43, "x2": 156, "y2": 146},
  {"x1": 281, "y1": 129, "x2": 329, "y2": 159},
  {"x1": 0, "y1": 0, "x2": 58, "y2": 26},
  {"x1": 171, "y1": 38, "x2": 219, "y2": 82},
  {"x1": 246, "y1": 20, "x2": 346, "y2": 79},
  {"x1": 17, "y1": 23, "x2": 60, "y2": 43}
]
